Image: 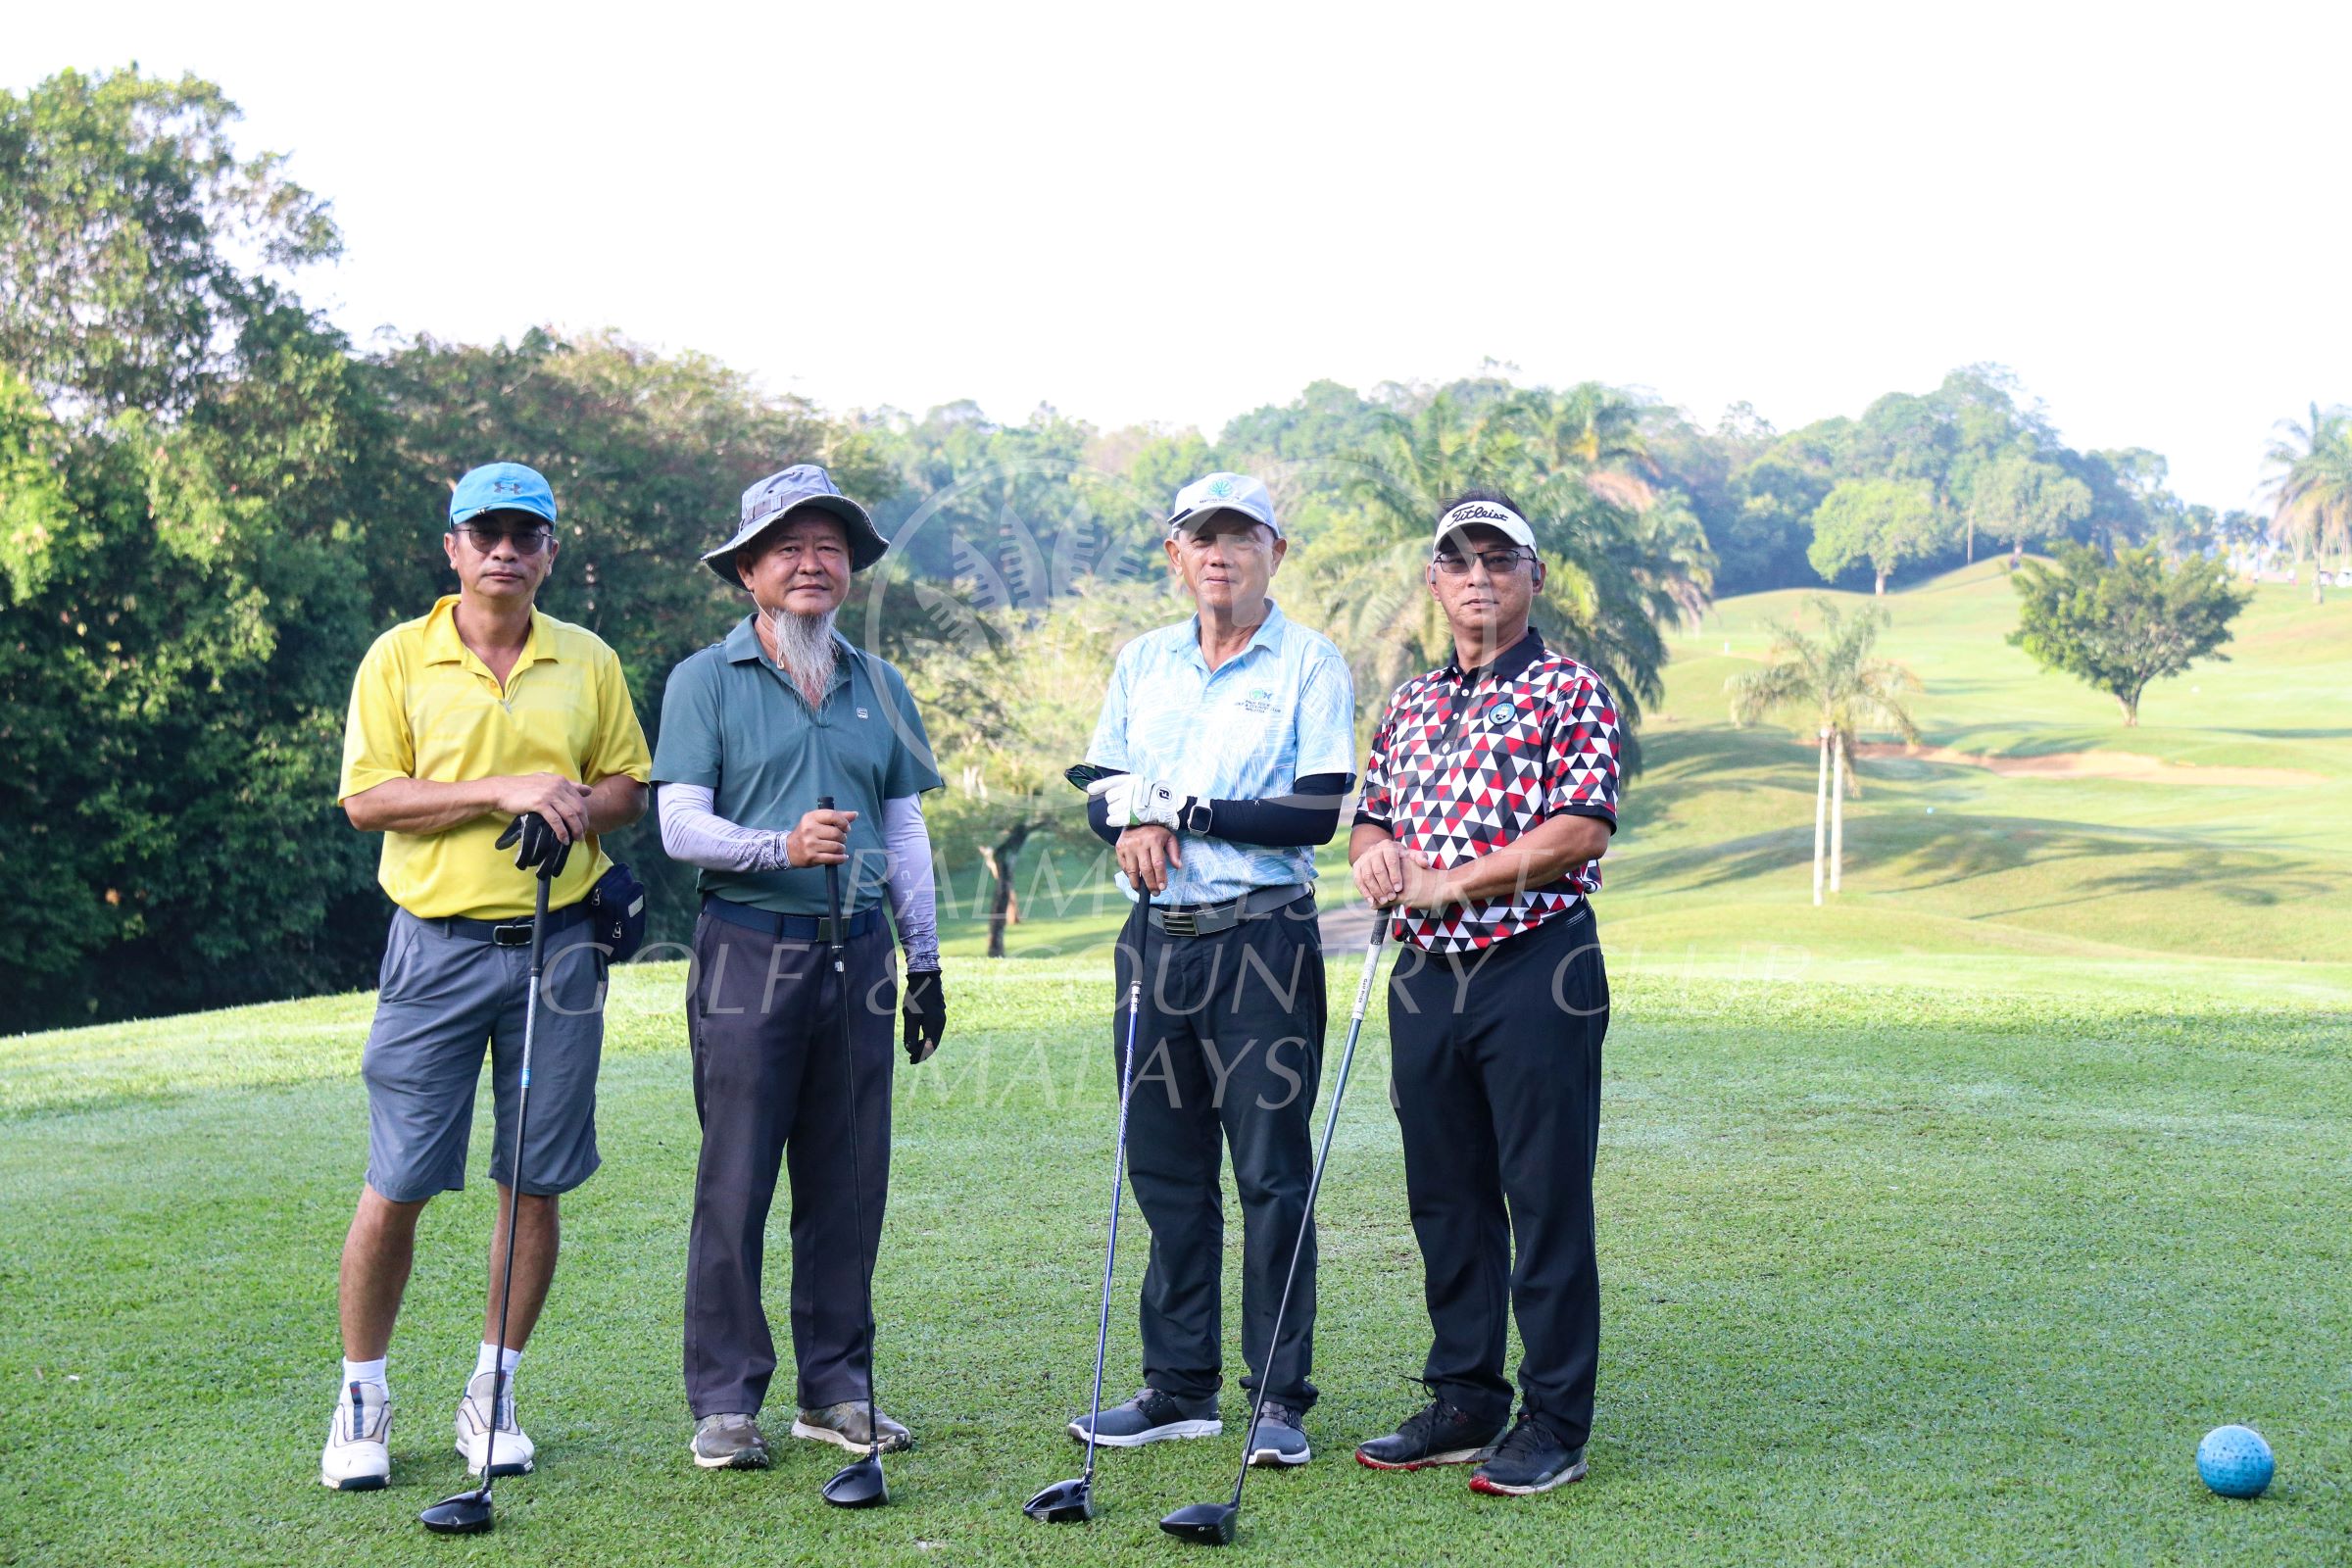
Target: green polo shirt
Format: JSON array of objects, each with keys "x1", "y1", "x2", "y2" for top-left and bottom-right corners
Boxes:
[{"x1": 652, "y1": 617, "x2": 943, "y2": 914}]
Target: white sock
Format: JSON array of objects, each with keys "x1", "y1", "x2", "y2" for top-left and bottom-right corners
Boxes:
[
  {"x1": 473, "y1": 1342, "x2": 522, "y2": 1382},
  {"x1": 342, "y1": 1356, "x2": 387, "y2": 1389}
]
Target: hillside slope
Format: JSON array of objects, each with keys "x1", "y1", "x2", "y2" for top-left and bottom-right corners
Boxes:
[{"x1": 1614, "y1": 561, "x2": 2351, "y2": 974}]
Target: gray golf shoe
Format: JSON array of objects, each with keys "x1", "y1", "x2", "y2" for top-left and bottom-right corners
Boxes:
[
  {"x1": 1067, "y1": 1387, "x2": 1223, "y2": 1446},
  {"x1": 690, "y1": 1412, "x2": 771, "y2": 1470},
  {"x1": 792, "y1": 1400, "x2": 912, "y2": 1453},
  {"x1": 1243, "y1": 1400, "x2": 1311, "y2": 1467}
]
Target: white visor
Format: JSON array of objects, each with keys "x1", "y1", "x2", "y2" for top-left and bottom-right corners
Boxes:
[{"x1": 1433, "y1": 500, "x2": 1536, "y2": 552}]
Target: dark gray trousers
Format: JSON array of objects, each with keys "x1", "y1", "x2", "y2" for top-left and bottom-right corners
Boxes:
[
  {"x1": 683, "y1": 910, "x2": 897, "y2": 1419},
  {"x1": 1114, "y1": 894, "x2": 1328, "y2": 1411}
]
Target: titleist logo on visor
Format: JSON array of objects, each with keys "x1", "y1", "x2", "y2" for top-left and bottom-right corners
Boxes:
[{"x1": 1441, "y1": 502, "x2": 1528, "y2": 530}]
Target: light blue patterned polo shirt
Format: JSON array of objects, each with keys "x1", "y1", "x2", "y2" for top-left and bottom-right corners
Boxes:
[{"x1": 1086, "y1": 600, "x2": 1357, "y2": 906}]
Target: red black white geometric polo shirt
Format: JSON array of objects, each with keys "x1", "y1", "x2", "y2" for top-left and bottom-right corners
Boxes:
[{"x1": 1355, "y1": 626, "x2": 1622, "y2": 954}]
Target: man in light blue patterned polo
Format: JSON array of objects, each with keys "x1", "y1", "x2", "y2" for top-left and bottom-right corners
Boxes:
[{"x1": 1065, "y1": 471, "x2": 1356, "y2": 1467}]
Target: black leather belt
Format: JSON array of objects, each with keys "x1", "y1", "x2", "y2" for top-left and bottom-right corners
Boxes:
[
  {"x1": 431, "y1": 902, "x2": 591, "y2": 948},
  {"x1": 704, "y1": 894, "x2": 881, "y2": 943},
  {"x1": 1147, "y1": 884, "x2": 1310, "y2": 938}
]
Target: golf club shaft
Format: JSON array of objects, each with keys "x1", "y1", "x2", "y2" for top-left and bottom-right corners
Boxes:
[
  {"x1": 1082, "y1": 980, "x2": 1144, "y2": 1482},
  {"x1": 480, "y1": 866, "x2": 550, "y2": 1494},
  {"x1": 818, "y1": 796, "x2": 882, "y2": 1464},
  {"x1": 1226, "y1": 919, "x2": 1389, "y2": 1507}
]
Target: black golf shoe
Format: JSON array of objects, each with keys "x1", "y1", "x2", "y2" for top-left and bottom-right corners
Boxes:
[
  {"x1": 1468, "y1": 1413, "x2": 1588, "y2": 1495},
  {"x1": 1355, "y1": 1395, "x2": 1508, "y2": 1471},
  {"x1": 1067, "y1": 1387, "x2": 1222, "y2": 1446}
]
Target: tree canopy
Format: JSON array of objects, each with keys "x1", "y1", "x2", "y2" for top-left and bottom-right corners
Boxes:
[{"x1": 2008, "y1": 545, "x2": 2252, "y2": 725}]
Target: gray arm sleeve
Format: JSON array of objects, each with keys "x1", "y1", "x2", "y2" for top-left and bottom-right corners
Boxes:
[
  {"x1": 657, "y1": 783, "x2": 795, "y2": 873},
  {"x1": 884, "y1": 794, "x2": 939, "y2": 969}
]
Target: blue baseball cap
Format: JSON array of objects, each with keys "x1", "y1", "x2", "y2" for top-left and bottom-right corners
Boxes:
[
  {"x1": 449, "y1": 463, "x2": 557, "y2": 528},
  {"x1": 700, "y1": 464, "x2": 888, "y2": 586},
  {"x1": 1168, "y1": 471, "x2": 1282, "y2": 539}
]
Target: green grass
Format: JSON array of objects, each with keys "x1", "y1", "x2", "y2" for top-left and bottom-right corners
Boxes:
[{"x1": 4, "y1": 564, "x2": 2349, "y2": 1564}]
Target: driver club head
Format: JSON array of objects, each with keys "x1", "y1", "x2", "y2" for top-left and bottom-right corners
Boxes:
[
  {"x1": 1158, "y1": 1500, "x2": 1239, "y2": 1545},
  {"x1": 418, "y1": 1487, "x2": 495, "y2": 1535},
  {"x1": 1021, "y1": 1476, "x2": 1096, "y2": 1523},
  {"x1": 821, "y1": 1456, "x2": 889, "y2": 1509}
]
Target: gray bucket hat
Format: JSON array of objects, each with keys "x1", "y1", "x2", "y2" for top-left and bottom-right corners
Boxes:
[{"x1": 702, "y1": 464, "x2": 889, "y2": 586}]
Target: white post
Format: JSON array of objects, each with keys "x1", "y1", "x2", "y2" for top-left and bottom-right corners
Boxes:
[
  {"x1": 1830, "y1": 731, "x2": 1846, "y2": 895},
  {"x1": 1812, "y1": 726, "x2": 1830, "y2": 906}
]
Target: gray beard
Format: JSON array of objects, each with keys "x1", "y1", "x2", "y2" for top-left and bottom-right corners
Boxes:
[{"x1": 765, "y1": 606, "x2": 839, "y2": 706}]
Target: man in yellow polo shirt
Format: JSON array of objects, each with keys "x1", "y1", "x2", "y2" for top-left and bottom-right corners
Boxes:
[{"x1": 320, "y1": 462, "x2": 650, "y2": 1494}]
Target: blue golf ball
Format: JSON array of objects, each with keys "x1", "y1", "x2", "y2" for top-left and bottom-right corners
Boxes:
[{"x1": 2196, "y1": 1425, "x2": 2274, "y2": 1498}]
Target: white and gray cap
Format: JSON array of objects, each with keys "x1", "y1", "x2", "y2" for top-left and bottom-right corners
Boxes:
[
  {"x1": 1432, "y1": 496, "x2": 1536, "y2": 554},
  {"x1": 1167, "y1": 471, "x2": 1282, "y2": 539},
  {"x1": 700, "y1": 464, "x2": 889, "y2": 587}
]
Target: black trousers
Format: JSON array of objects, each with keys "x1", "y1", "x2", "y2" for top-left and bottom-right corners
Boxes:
[
  {"x1": 1388, "y1": 904, "x2": 1608, "y2": 1444},
  {"x1": 1114, "y1": 894, "x2": 1328, "y2": 1410},
  {"x1": 682, "y1": 912, "x2": 896, "y2": 1419}
]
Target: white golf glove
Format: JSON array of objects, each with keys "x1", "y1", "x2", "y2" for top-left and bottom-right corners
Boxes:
[{"x1": 1090, "y1": 773, "x2": 1206, "y2": 833}]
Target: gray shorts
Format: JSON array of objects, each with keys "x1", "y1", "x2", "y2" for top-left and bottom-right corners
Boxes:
[{"x1": 361, "y1": 907, "x2": 608, "y2": 1203}]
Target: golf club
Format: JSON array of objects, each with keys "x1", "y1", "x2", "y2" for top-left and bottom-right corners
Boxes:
[
  {"x1": 1160, "y1": 917, "x2": 1391, "y2": 1547},
  {"x1": 815, "y1": 796, "x2": 889, "y2": 1510},
  {"x1": 1022, "y1": 978, "x2": 1146, "y2": 1524},
  {"x1": 419, "y1": 857, "x2": 553, "y2": 1536}
]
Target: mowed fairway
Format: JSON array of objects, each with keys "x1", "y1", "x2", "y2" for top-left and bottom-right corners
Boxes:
[{"x1": 4, "y1": 565, "x2": 2349, "y2": 1566}]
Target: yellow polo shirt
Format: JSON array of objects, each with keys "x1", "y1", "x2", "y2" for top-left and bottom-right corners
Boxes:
[{"x1": 339, "y1": 596, "x2": 653, "y2": 919}]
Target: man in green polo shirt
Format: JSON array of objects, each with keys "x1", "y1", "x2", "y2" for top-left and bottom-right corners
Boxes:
[{"x1": 653, "y1": 464, "x2": 947, "y2": 1472}]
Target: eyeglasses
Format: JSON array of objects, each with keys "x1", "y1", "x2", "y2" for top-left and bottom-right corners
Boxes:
[
  {"x1": 452, "y1": 524, "x2": 556, "y2": 557},
  {"x1": 1432, "y1": 548, "x2": 1534, "y2": 577}
]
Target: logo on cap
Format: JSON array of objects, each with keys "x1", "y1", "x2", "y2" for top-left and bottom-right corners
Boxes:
[{"x1": 1205, "y1": 475, "x2": 1237, "y2": 498}]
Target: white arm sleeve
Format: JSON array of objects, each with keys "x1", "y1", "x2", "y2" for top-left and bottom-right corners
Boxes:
[
  {"x1": 883, "y1": 794, "x2": 939, "y2": 969},
  {"x1": 658, "y1": 783, "x2": 795, "y2": 873}
]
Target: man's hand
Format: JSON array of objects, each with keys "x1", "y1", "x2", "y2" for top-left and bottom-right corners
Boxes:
[
  {"x1": 1352, "y1": 837, "x2": 1408, "y2": 907},
  {"x1": 495, "y1": 812, "x2": 573, "y2": 879},
  {"x1": 785, "y1": 806, "x2": 858, "y2": 867},
  {"x1": 902, "y1": 969, "x2": 946, "y2": 1064},
  {"x1": 495, "y1": 773, "x2": 592, "y2": 843},
  {"x1": 1393, "y1": 851, "x2": 1458, "y2": 911},
  {"x1": 1116, "y1": 824, "x2": 1183, "y2": 895}
]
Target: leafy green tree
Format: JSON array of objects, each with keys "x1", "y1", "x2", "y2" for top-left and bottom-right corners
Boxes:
[
  {"x1": 2008, "y1": 545, "x2": 2252, "y2": 725},
  {"x1": 1808, "y1": 477, "x2": 1946, "y2": 594},
  {"x1": 1967, "y1": 452, "x2": 2092, "y2": 562},
  {"x1": 1726, "y1": 599, "x2": 1921, "y2": 904},
  {"x1": 2261, "y1": 402, "x2": 2352, "y2": 604},
  {"x1": 0, "y1": 69, "x2": 337, "y2": 416}
]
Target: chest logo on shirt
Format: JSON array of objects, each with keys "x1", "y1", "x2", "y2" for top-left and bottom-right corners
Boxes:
[
  {"x1": 1239, "y1": 686, "x2": 1276, "y2": 715},
  {"x1": 1482, "y1": 697, "x2": 1523, "y2": 730},
  {"x1": 857, "y1": 707, "x2": 868, "y2": 719}
]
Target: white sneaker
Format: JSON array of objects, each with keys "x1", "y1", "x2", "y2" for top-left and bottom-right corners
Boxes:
[
  {"x1": 453, "y1": 1370, "x2": 535, "y2": 1477},
  {"x1": 320, "y1": 1380, "x2": 392, "y2": 1491}
]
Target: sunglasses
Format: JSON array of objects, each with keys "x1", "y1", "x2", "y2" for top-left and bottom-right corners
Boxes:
[
  {"x1": 1432, "y1": 548, "x2": 1534, "y2": 577},
  {"x1": 452, "y1": 524, "x2": 556, "y2": 557}
]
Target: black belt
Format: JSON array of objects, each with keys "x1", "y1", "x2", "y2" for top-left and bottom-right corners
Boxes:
[
  {"x1": 1146, "y1": 883, "x2": 1310, "y2": 938},
  {"x1": 430, "y1": 901, "x2": 592, "y2": 948},
  {"x1": 704, "y1": 894, "x2": 882, "y2": 943}
]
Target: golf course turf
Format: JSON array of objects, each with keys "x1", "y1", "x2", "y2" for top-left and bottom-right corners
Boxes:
[{"x1": 2, "y1": 564, "x2": 2345, "y2": 1564}]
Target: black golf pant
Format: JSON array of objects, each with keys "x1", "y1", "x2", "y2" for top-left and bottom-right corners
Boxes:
[
  {"x1": 683, "y1": 911, "x2": 896, "y2": 1419},
  {"x1": 1115, "y1": 895, "x2": 1328, "y2": 1412},
  {"x1": 1388, "y1": 904, "x2": 1608, "y2": 1444}
]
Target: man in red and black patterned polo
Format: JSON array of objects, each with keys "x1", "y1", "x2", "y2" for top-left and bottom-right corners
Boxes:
[{"x1": 1347, "y1": 488, "x2": 1621, "y2": 1498}]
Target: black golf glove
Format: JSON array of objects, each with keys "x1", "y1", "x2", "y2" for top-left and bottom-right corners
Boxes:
[
  {"x1": 494, "y1": 811, "x2": 572, "y2": 880},
  {"x1": 903, "y1": 968, "x2": 946, "y2": 1064}
]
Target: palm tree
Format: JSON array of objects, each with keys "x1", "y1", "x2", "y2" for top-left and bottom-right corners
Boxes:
[
  {"x1": 2261, "y1": 402, "x2": 2352, "y2": 604},
  {"x1": 1726, "y1": 599, "x2": 1923, "y2": 905}
]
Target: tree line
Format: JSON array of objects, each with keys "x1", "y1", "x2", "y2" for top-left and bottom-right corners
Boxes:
[{"x1": 0, "y1": 66, "x2": 2323, "y2": 1028}]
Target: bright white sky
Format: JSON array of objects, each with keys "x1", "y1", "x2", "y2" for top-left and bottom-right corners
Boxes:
[{"x1": 14, "y1": 2, "x2": 2349, "y2": 510}]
